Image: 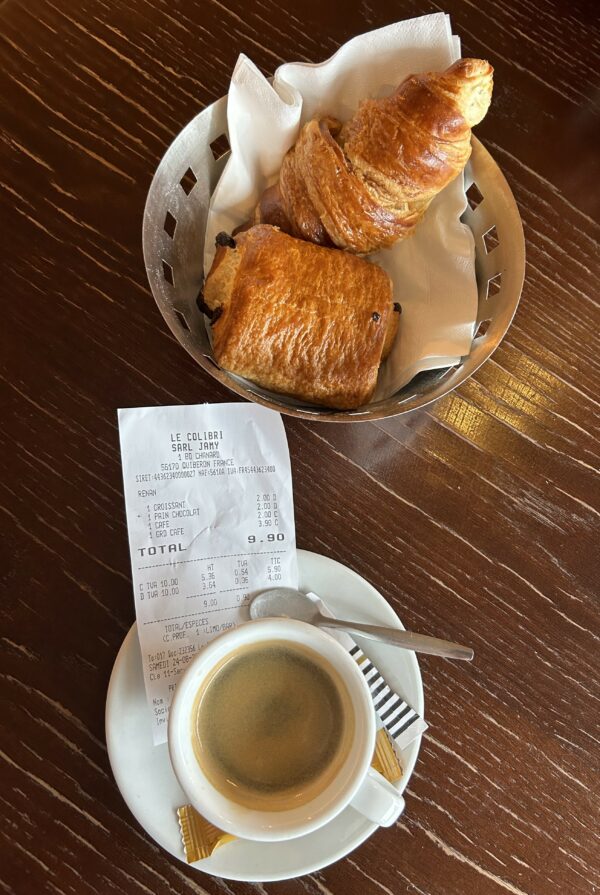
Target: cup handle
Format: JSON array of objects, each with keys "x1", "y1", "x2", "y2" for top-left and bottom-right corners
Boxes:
[{"x1": 349, "y1": 768, "x2": 405, "y2": 827}]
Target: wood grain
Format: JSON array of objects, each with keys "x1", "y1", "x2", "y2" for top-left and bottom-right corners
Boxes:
[{"x1": 1, "y1": 1, "x2": 599, "y2": 893}]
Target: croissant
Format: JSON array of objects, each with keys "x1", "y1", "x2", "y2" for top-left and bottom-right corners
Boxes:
[{"x1": 255, "y1": 58, "x2": 493, "y2": 254}]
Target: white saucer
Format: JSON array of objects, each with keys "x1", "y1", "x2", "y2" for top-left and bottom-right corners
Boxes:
[{"x1": 105, "y1": 549, "x2": 424, "y2": 882}]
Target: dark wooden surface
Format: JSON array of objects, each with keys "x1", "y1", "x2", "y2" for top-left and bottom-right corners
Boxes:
[{"x1": 1, "y1": 1, "x2": 599, "y2": 893}]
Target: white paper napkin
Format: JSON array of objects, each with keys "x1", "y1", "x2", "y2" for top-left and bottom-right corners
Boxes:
[{"x1": 205, "y1": 13, "x2": 477, "y2": 400}]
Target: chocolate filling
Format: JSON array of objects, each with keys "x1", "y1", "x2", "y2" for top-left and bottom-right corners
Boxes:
[
  {"x1": 197, "y1": 291, "x2": 223, "y2": 323},
  {"x1": 215, "y1": 231, "x2": 236, "y2": 249}
]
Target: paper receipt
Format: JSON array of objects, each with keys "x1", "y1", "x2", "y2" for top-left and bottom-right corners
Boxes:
[{"x1": 117, "y1": 403, "x2": 298, "y2": 744}]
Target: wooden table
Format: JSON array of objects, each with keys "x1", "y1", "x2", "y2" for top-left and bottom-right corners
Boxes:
[{"x1": 1, "y1": 1, "x2": 598, "y2": 893}]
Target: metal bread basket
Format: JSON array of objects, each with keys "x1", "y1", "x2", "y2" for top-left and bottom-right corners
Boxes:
[{"x1": 143, "y1": 94, "x2": 525, "y2": 422}]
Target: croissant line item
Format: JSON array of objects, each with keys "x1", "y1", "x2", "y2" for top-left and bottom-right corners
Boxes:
[{"x1": 255, "y1": 58, "x2": 493, "y2": 254}]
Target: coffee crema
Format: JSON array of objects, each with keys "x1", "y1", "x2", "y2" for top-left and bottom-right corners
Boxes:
[{"x1": 191, "y1": 640, "x2": 354, "y2": 811}]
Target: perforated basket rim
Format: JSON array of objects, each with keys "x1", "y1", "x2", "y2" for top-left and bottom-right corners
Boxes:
[{"x1": 142, "y1": 96, "x2": 525, "y2": 422}]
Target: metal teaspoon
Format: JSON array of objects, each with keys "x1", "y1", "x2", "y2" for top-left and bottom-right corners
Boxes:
[{"x1": 249, "y1": 587, "x2": 474, "y2": 661}]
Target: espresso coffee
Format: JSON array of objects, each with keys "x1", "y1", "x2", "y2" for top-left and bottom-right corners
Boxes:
[{"x1": 191, "y1": 640, "x2": 354, "y2": 810}]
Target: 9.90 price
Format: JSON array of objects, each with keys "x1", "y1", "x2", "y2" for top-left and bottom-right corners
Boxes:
[{"x1": 248, "y1": 533, "x2": 286, "y2": 543}]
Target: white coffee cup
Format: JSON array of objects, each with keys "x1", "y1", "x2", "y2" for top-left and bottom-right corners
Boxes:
[{"x1": 168, "y1": 617, "x2": 405, "y2": 842}]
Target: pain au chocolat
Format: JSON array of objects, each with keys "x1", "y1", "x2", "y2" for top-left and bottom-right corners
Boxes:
[{"x1": 203, "y1": 225, "x2": 399, "y2": 409}]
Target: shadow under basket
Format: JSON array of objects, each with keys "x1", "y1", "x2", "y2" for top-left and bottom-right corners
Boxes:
[{"x1": 142, "y1": 95, "x2": 525, "y2": 422}]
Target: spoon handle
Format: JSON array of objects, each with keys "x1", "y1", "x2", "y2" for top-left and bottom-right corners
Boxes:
[{"x1": 317, "y1": 617, "x2": 474, "y2": 661}]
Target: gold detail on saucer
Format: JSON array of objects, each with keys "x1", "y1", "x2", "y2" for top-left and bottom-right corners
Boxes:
[{"x1": 177, "y1": 728, "x2": 403, "y2": 862}]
